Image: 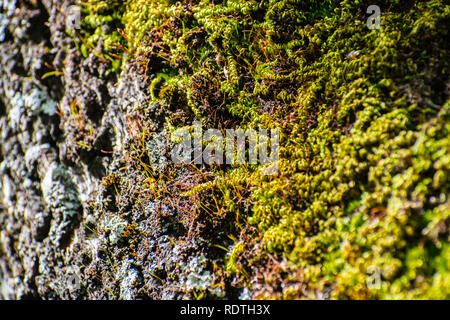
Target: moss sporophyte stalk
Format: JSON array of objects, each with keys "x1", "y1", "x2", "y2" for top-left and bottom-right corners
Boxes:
[{"x1": 52, "y1": 0, "x2": 450, "y2": 299}]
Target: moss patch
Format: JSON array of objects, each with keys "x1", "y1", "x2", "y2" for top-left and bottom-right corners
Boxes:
[{"x1": 78, "y1": 0, "x2": 449, "y2": 299}]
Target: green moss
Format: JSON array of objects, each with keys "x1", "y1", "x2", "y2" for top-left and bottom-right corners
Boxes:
[
  {"x1": 247, "y1": 0, "x2": 450, "y2": 299},
  {"x1": 67, "y1": 0, "x2": 127, "y2": 74},
  {"x1": 79, "y1": 0, "x2": 450, "y2": 299}
]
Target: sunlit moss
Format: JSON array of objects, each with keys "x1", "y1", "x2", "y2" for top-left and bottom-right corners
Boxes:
[{"x1": 78, "y1": 0, "x2": 450, "y2": 299}]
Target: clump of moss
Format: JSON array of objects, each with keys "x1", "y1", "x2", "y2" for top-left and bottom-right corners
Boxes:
[
  {"x1": 77, "y1": 0, "x2": 449, "y2": 299},
  {"x1": 245, "y1": 0, "x2": 450, "y2": 299},
  {"x1": 70, "y1": 0, "x2": 125, "y2": 73}
]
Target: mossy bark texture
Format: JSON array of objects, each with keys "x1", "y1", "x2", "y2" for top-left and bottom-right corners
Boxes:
[{"x1": 0, "y1": 0, "x2": 449, "y2": 299}]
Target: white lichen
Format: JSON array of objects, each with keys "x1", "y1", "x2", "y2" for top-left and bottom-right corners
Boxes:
[
  {"x1": 179, "y1": 254, "x2": 225, "y2": 298},
  {"x1": 24, "y1": 144, "x2": 50, "y2": 171},
  {"x1": 146, "y1": 130, "x2": 168, "y2": 172},
  {"x1": 101, "y1": 216, "x2": 128, "y2": 245},
  {"x1": 24, "y1": 88, "x2": 57, "y2": 116},
  {"x1": 116, "y1": 259, "x2": 139, "y2": 300},
  {"x1": 7, "y1": 88, "x2": 57, "y2": 130},
  {"x1": 41, "y1": 163, "x2": 81, "y2": 246}
]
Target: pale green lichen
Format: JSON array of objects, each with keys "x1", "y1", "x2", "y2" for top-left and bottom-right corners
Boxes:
[{"x1": 101, "y1": 216, "x2": 128, "y2": 245}]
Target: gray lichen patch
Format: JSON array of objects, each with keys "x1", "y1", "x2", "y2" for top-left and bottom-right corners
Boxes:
[
  {"x1": 24, "y1": 143, "x2": 50, "y2": 172},
  {"x1": 179, "y1": 254, "x2": 225, "y2": 298},
  {"x1": 101, "y1": 215, "x2": 128, "y2": 245},
  {"x1": 116, "y1": 259, "x2": 140, "y2": 300},
  {"x1": 146, "y1": 130, "x2": 169, "y2": 173},
  {"x1": 7, "y1": 87, "x2": 57, "y2": 126},
  {"x1": 41, "y1": 163, "x2": 81, "y2": 247},
  {"x1": 24, "y1": 88, "x2": 58, "y2": 116}
]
